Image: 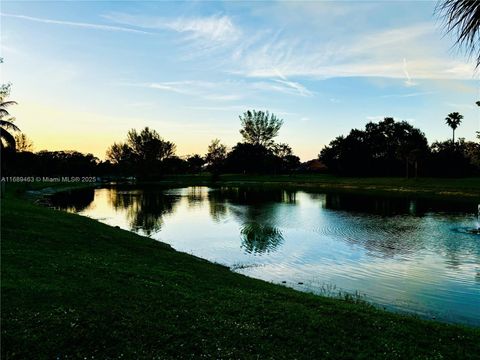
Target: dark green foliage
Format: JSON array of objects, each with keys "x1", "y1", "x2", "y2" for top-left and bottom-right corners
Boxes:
[
  {"x1": 224, "y1": 143, "x2": 300, "y2": 174},
  {"x1": 4, "y1": 150, "x2": 99, "y2": 177},
  {"x1": 161, "y1": 156, "x2": 189, "y2": 174},
  {"x1": 225, "y1": 143, "x2": 276, "y2": 173},
  {"x1": 205, "y1": 139, "x2": 227, "y2": 175},
  {"x1": 239, "y1": 110, "x2": 283, "y2": 148},
  {"x1": 320, "y1": 118, "x2": 430, "y2": 176},
  {"x1": 273, "y1": 143, "x2": 301, "y2": 172},
  {"x1": 1, "y1": 191, "x2": 479, "y2": 359},
  {"x1": 186, "y1": 154, "x2": 205, "y2": 173},
  {"x1": 126, "y1": 127, "x2": 176, "y2": 162},
  {"x1": 428, "y1": 139, "x2": 480, "y2": 176},
  {"x1": 106, "y1": 127, "x2": 177, "y2": 179}
]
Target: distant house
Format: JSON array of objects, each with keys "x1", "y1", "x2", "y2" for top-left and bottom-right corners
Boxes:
[{"x1": 299, "y1": 159, "x2": 328, "y2": 173}]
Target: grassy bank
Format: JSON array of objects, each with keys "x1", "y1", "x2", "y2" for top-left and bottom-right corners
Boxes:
[
  {"x1": 2, "y1": 189, "x2": 480, "y2": 359},
  {"x1": 151, "y1": 174, "x2": 480, "y2": 200}
]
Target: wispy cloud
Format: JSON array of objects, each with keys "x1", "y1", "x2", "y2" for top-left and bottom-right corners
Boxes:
[
  {"x1": 272, "y1": 69, "x2": 313, "y2": 97},
  {"x1": 103, "y1": 13, "x2": 239, "y2": 43},
  {"x1": 129, "y1": 80, "x2": 244, "y2": 101},
  {"x1": 380, "y1": 91, "x2": 436, "y2": 98},
  {"x1": 124, "y1": 78, "x2": 311, "y2": 100},
  {"x1": 167, "y1": 15, "x2": 239, "y2": 43},
  {"x1": 227, "y1": 21, "x2": 475, "y2": 81},
  {"x1": 403, "y1": 58, "x2": 417, "y2": 87},
  {"x1": 445, "y1": 102, "x2": 476, "y2": 110},
  {"x1": 1, "y1": 12, "x2": 150, "y2": 34}
]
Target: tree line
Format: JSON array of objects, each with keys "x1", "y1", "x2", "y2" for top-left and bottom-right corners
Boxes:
[
  {"x1": 319, "y1": 114, "x2": 480, "y2": 177},
  {"x1": 1, "y1": 82, "x2": 480, "y2": 178}
]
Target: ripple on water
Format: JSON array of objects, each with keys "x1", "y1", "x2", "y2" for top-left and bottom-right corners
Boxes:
[{"x1": 454, "y1": 226, "x2": 480, "y2": 235}]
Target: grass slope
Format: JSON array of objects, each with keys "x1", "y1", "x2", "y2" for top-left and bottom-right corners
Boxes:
[{"x1": 2, "y1": 194, "x2": 480, "y2": 359}]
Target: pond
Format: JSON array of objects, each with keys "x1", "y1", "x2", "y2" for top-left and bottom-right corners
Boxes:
[{"x1": 50, "y1": 185, "x2": 480, "y2": 326}]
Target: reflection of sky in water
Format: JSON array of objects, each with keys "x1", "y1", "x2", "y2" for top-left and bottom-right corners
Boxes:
[{"x1": 51, "y1": 186, "x2": 480, "y2": 326}]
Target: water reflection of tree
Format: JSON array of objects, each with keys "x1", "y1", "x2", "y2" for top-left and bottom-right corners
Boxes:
[
  {"x1": 185, "y1": 186, "x2": 209, "y2": 208},
  {"x1": 240, "y1": 222, "x2": 284, "y2": 254},
  {"x1": 206, "y1": 187, "x2": 293, "y2": 254},
  {"x1": 208, "y1": 187, "x2": 296, "y2": 206},
  {"x1": 108, "y1": 189, "x2": 179, "y2": 235},
  {"x1": 325, "y1": 193, "x2": 419, "y2": 216},
  {"x1": 324, "y1": 193, "x2": 474, "y2": 217},
  {"x1": 49, "y1": 188, "x2": 95, "y2": 212}
]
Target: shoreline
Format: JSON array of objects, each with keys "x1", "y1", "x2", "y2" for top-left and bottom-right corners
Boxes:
[{"x1": 144, "y1": 174, "x2": 480, "y2": 201}]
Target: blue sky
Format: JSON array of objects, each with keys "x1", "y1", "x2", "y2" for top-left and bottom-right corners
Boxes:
[{"x1": 1, "y1": 1, "x2": 479, "y2": 160}]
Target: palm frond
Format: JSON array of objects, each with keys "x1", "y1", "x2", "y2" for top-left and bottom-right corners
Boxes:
[
  {"x1": 0, "y1": 100, "x2": 18, "y2": 108},
  {"x1": 0, "y1": 127, "x2": 16, "y2": 150},
  {"x1": 0, "y1": 119, "x2": 20, "y2": 132},
  {"x1": 436, "y1": 0, "x2": 480, "y2": 67}
]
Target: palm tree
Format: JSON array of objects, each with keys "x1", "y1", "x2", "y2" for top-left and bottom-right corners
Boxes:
[
  {"x1": 477, "y1": 101, "x2": 480, "y2": 140},
  {"x1": 436, "y1": 0, "x2": 480, "y2": 67},
  {"x1": 0, "y1": 88, "x2": 19, "y2": 151},
  {"x1": 445, "y1": 112, "x2": 463, "y2": 144}
]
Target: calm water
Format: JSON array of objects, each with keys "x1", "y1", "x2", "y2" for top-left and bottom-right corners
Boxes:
[{"x1": 50, "y1": 185, "x2": 480, "y2": 326}]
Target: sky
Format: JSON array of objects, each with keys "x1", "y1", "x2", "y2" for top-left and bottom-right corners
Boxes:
[{"x1": 1, "y1": 0, "x2": 479, "y2": 161}]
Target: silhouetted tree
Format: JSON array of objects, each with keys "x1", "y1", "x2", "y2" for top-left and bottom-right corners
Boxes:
[
  {"x1": 445, "y1": 112, "x2": 463, "y2": 144},
  {"x1": 225, "y1": 143, "x2": 276, "y2": 174},
  {"x1": 320, "y1": 117, "x2": 429, "y2": 176},
  {"x1": 476, "y1": 101, "x2": 480, "y2": 141},
  {"x1": 0, "y1": 84, "x2": 19, "y2": 152},
  {"x1": 436, "y1": 0, "x2": 480, "y2": 67},
  {"x1": 239, "y1": 110, "x2": 283, "y2": 148},
  {"x1": 34, "y1": 151, "x2": 99, "y2": 176},
  {"x1": 186, "y1": 154, "x2": 205, "y2": 173},
  {"x1": 106, "y1": 142, "x2": 136, "y2": 175},
  {"x1": 272, "y1": 143, "x2": 300, "y2": 172},
  {"x1": 106, "y1": 142, "x2": 132, "y2": 164},
  {"x1": 14, "y1": 133, "x2": 33, "y2": 152},
  {"x1": 272, "y1": 143, "x2": 293, "y2": 158},
  {"x1": 161, "y1": 156, "x2": 189, "y2": 174},
  {"x1": 107, "y1": 127, "x2": 176, "y2": 178},
  {"x1": 126, "y1": 127, "x2": 175, "y2": 162},
  {"x1": 462, "y1": 138, "x2": 480, "y2": 169},
  {"x1": 428, "y1": 139, "x2": 477, "y2": 176},
  {"x1": 205, "y1": 139, "x2": 227, "y2": 175}
]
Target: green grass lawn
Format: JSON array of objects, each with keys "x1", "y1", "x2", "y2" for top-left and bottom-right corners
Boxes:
[{"x1": 1, "y1": 188, "x2": 480, "y2": 359}]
